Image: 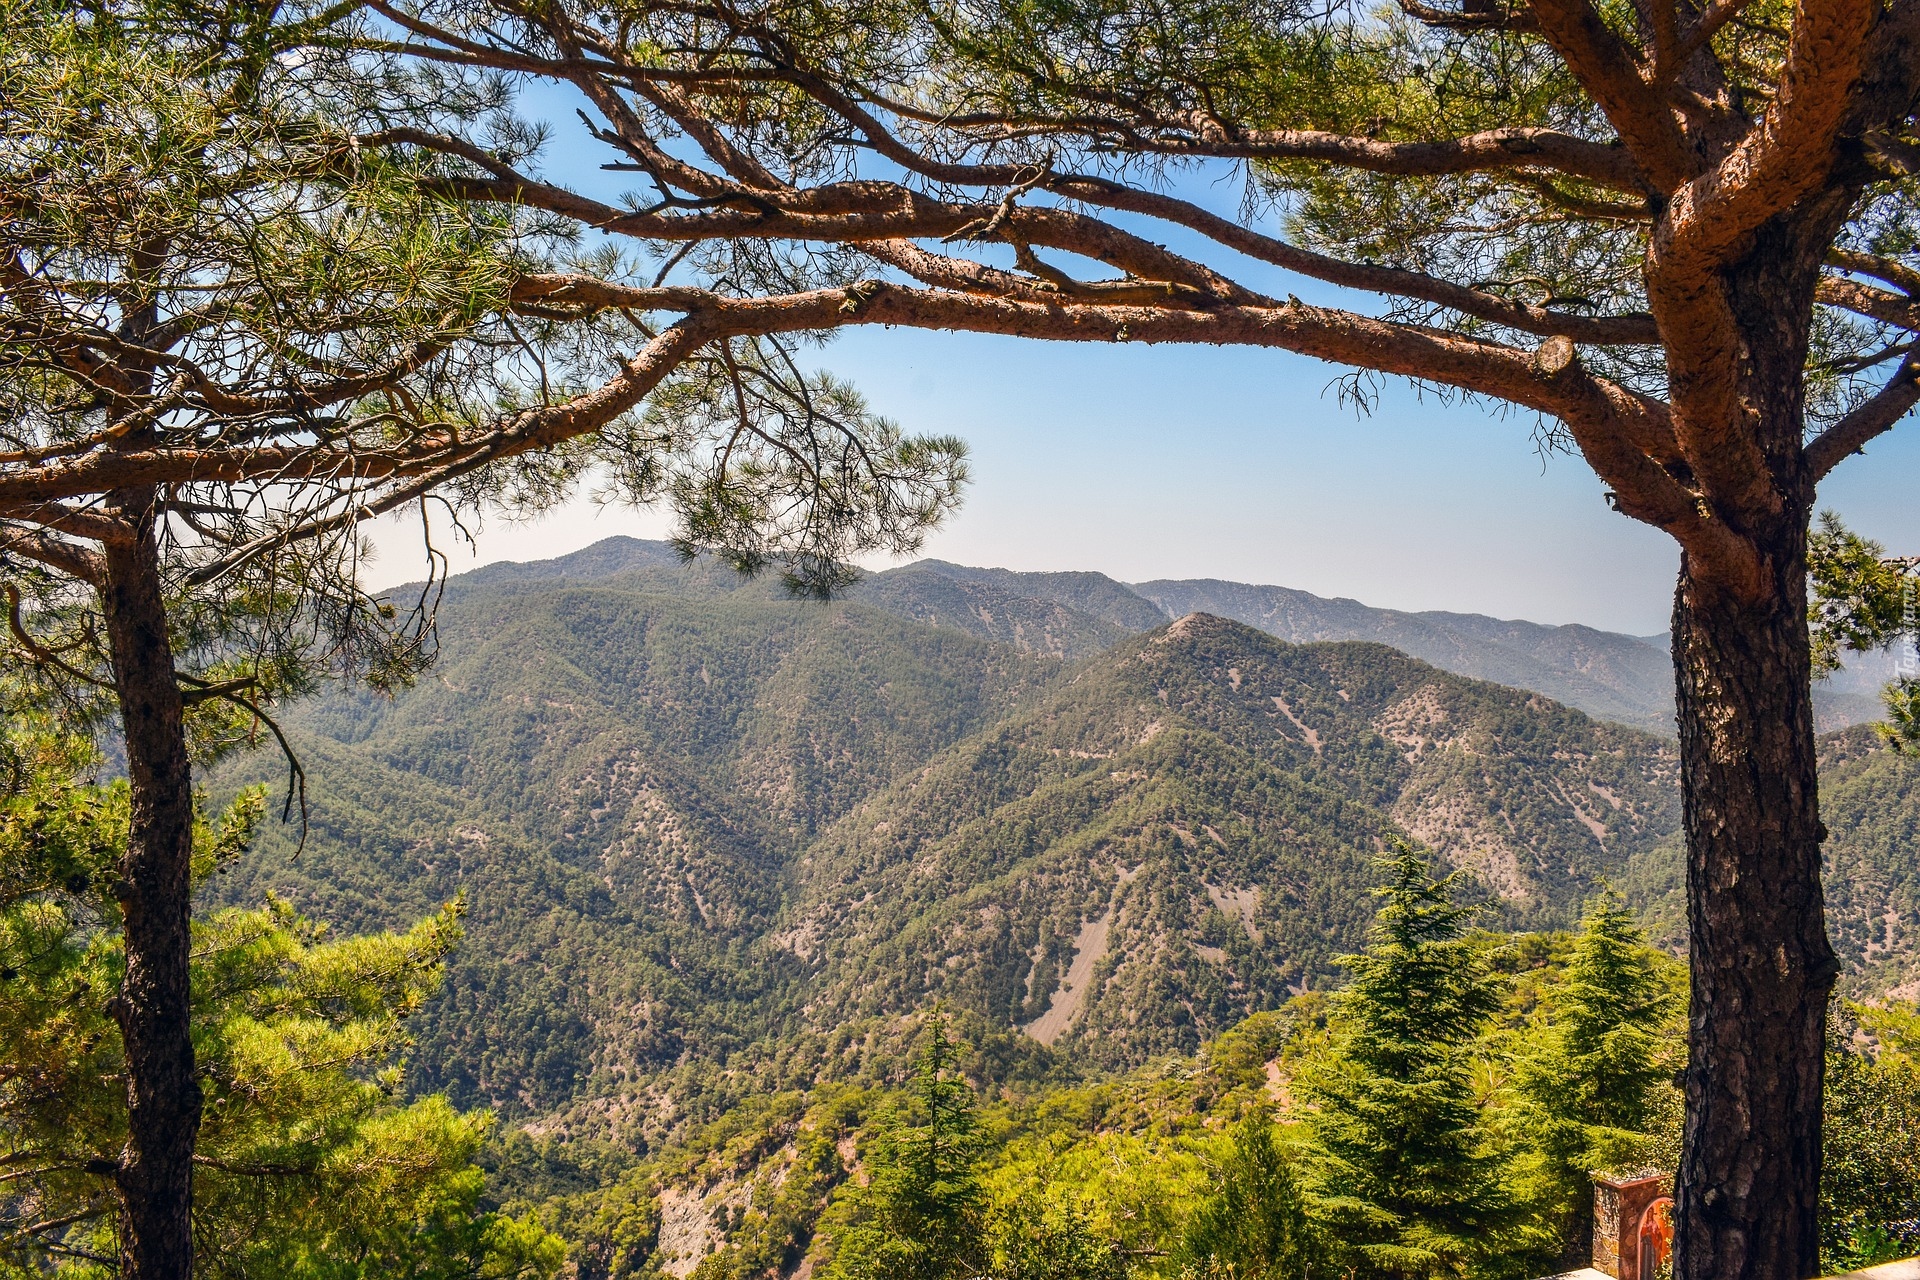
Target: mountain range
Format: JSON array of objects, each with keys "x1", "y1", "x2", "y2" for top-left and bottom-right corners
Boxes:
[
  {"x1": 866, "y1": 552, "x2": 1885, "y2": 733},
  {"x1": 432, "y1": 536, "x2": 1895, "y2": 734},
  {"x1": 207, "y1": 538, "x2": 1920, "y2": 1160}
]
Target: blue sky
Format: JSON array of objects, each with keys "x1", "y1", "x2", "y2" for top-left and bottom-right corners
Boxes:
[{"x1": 366, "y1": 81, "x2": 1920, "y2": 637}]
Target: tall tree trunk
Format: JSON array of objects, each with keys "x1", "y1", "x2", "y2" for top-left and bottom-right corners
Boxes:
[
  {"x1": 100, "y1": 490, "x2": 201, "y2": 1280},
  {"x1": 1670, "y1": 520, "x2": 1837, "y2": 1280}
]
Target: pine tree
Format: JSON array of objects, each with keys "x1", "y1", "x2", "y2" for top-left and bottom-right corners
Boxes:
[
  {"x1": 825, "y1": 1014, "x2": 986, "y2": 1280},
  {"x1": 1177, "y1": 1113, "x2": 1321, "y2": 1280},
  {"x1": 0, "y1": 722, "x2": 563, "y2": 1278},
  {"x1": 1302, "y1": 841, "x2": 1515, "y2": 1279}
]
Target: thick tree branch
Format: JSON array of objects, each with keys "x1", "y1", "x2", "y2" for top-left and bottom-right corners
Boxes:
[
  {"x1": 1828, "y1": 248, "x2": 1920, "y2": 295},
  {"x1": 1525, "y1": 0, "x2": 1697, "y2": 188},
  {"x1": 1635, "y1": 0, "x2": 1885, "y2": 528},
  {"x1": 0, "y1": 526, "x2": 108, "y2": 584},
  {"x1": 1817, "y1": 275, "x2": 1920, "y2": 329},
  {"x1": 1398, "y1": 0, "x2": 1544, "y2": 31},
  {"x1": 1659, "y1": 0, "x2": 1876, "y2": 274},
  {"x1": 1145, "y1": 117, "x2": 1646, "y2": 190},
  {"x1": 0, "y1": 501, "x2": 134, "y2": 545},
  {"x1": 390, "y1": 24, "x2": 1663, "y2": 346},
  {"x1": 369, "y1": 92, "x2": 1661, "y2": 349}
]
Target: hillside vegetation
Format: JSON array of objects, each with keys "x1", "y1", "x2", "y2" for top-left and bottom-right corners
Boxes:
[
  {"x1": 210, "y1": 543, "x2": 1920, "y2": 1145},
  {"x1": 785, "y1": 613, "x2": 1677, "y2": 1071}
]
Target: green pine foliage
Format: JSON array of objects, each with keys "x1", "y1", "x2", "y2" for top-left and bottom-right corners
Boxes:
[
  {"x1": 988, "y1": 1197, "x2": 1130, "y2": 1280},
  {"x1": 1300, "y1": 844, "x2": 1519, "y2": 1280},
  {"x1": 0, "y1": 724, "x2": 562, "y2": 1279},
  {"x1": 821, "y1": 1016, "x2": 987, "y2": 1280},
  {"x1": 1808, "y1": 513, "x2": 1920, "y2": 754},
  {"x1": 814, "y1": 1014, "x2": 1149, "y2": 1280}
]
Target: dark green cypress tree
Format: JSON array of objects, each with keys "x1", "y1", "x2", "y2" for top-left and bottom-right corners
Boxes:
[{"x1": 1302, "y1": 841, "x2": 1515, "y2": 1279}]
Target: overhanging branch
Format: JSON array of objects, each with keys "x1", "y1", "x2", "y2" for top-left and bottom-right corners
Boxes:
[{"x1": 1806, "y1": 354, "x2": 1920, "y2": 478}]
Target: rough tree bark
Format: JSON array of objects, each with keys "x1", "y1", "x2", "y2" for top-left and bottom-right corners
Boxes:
[
  {"x1": 1668, "y1": 221, "x2": 1843, "y2": 1280},
  {"x1": 1673, "y1": 544, "x2": 1837, "y2": 1280},
  {"x1": 99, "y1": 488, "x2": 201, "y2": 1280}
]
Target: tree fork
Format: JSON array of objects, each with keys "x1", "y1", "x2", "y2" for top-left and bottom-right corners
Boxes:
[
  {"x1": 100, "y1": 488, "x2": 201, "y2": 1280},
  {"x1": 1671, "y1": 521, "x2": 1839, "y2": 1280}
]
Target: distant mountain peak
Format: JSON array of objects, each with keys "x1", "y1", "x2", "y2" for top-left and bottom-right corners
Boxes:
[
  {"x1": 1154, "y1": 612, "x2": 1222, "y2": 641},
  {"x1": 432, "y1": 539, "x2": 1878, "y2": 735}
]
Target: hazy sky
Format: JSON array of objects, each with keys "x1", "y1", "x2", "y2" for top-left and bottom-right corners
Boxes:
[{"x1": 365, "y1": 86, "x2": 1920, "y2": 638}]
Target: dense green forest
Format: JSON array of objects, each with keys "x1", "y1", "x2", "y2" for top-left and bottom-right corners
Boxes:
[
  {"x1": 139, "y1": 541, "x2": 1919, "y2": 1278},
  {"x1": 15, "y1": 698, "x2": 1917, "y2": 1277},
  {"x1": 476, "y1": 860, "x2": 1919, "y2": 1280}
]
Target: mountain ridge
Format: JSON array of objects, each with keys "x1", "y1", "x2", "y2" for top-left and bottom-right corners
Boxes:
[
  {"x1": 187, "y1": 538, "x2": 1920, "y2": 1280},
  {"x1": 426, "y1": 538, "x2": 1695, "y2": 730},
  {"x1": 217, "y1": 558, "x2": 1699, "y2": 1127},
  {"x1": 210, "y1": 537, "x2": 1920, "y2": 1143},
  {"x1": 415, "y1": 537, "x2": 1685, "y2": 726}
]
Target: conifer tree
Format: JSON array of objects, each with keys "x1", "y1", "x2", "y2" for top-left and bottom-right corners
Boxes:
[
  {"x1": 824, "y1": 1015, "x2": 986, "y2": 1280},
  {"x1": 1808, "y1": 514, "x2": 1920, "y2": 753},
  {"x1": 1302, "y1": 842, "x2": 1515, "y2": 1280},
  {"x1": 1514, "y1": 890, "x2": 1678, "y2": 1262},
  {"x1": 1558, "y1": 891, "x2": 1676, "y2": 1139},
  {"x1": 1177, "y1": 1113, "x2": 1321, "y2": 1280},
  {"x1": 0, "y1": 8, "x2": 964, "y2": 1270},
  {"x1": 0, "y1": 720, "x2": 562, "y2": 1277}
]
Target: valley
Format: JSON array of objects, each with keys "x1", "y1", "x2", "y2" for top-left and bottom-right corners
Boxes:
[{"x1": 210, "y1": 540, "x2": 1920, "y2": 1151}]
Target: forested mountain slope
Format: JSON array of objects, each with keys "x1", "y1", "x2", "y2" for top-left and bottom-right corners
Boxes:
[
  {"x1": 1623, "y1": 724, "x2": 1920, "y2": 999},
  {"x1": 847, "y1": 562, "x2": 1142, "y2": 661},
  {"x1": 1133, "y1": 579, "x2": 1679, "y2": 732},
  {"x1": 1821, "y1": 728, "x2": 1920, "y2": 997},
  {"x1": 782, "y1": 613, "x2": 1677, "y2": 1068},
  {"x1": 211, "y1": 540, "x2": 1919, "y2": 1146},
  {"x1": 218, "y1": 571, "x2": 1055, "y2": 1135}
]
